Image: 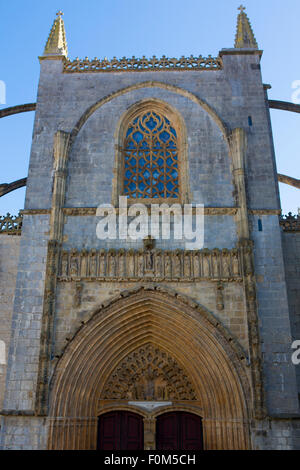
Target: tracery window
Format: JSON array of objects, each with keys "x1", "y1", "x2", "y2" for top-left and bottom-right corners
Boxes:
[{"x1": 122, "y1": 110, "x2": 179, "y2": 200}]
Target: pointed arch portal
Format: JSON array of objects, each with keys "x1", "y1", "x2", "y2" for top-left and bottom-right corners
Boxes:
[{"x1": 48, "y1": 287, "x2": 251, "y2": 449}]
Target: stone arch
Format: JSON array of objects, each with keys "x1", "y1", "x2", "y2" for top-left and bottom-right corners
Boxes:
[
  {"x1": 70, "y1": 81, "x2": 230, "y2": 145},
  {"x1": 101, "y1": 342, "x2": 197, "y2": 401},
  {"x1": 48, "y1": 286, "x2": 251, "y2": 450},
  {"x1": 111, "y1": 98, "x2": 191, "y2": 204}
]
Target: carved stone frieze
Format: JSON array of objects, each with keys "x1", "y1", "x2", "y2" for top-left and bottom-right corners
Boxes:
[
  {"x1": 63, "y1": 54, "x2": 222, "y2": 73},
  {"x1": 58, "y1": 247, "x2": 243, "y2": 282},
  {"x1": 101, "y1": 343, "x2": 197, "y2": 401}
]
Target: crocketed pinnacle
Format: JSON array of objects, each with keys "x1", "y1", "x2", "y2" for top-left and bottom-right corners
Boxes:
[
  {"x1": 234, "y1": 5, "x2": 258, "y2": 49},
  {"x1": 43, "y1": 11, "x2": 68, "y2": 57}
]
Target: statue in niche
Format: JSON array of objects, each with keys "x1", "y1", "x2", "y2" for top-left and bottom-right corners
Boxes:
[
  {"x1": 173, "y1": 251, "x2": 181, "y2": 278},
  {"x1": 99, "y1": 250, "x2": 106, "y2": 277},
  {"x1": 80, "y1": 250, "x2": 88, "y2": 277},
  {"x1": 118, "y1": 250, "x2": 125, "y2": 277},
  {"x1": 232, "y1": 250, "x2": 240, "y2": 276},
  {"x1": 89, "y1": 250, "x2": 97, "y2": 277},
  {"x1": 193, "y1": 251, "x2": 201, "y2": 278},
  {"x1": 184, "y1": 253, "x2": 190, "y2": 278},
  {"x1": 61, "y1": 254, "x2": 68, "y2": 276},
  {"x1": 203, "y1": 252, "x2": 210, "y2": 278},
  {"x1": 212, "y1": 250, "x2": 219, "y2": 278},
  {"x1": 70, "y1": 254, "x2": 78, "y2": 276},
  {"x1": 127, "y1": 250, "x2": 135, "y2": 278},
  {"x1": 222, "y1": 250, "x2": 230, "y2": 277},
  {"x1": 137, "y1": 251, "x2": 144, "y2": 277},
  {"x1": 164, "y1": 252, "x2": 171, "y2": 278},
  {"x1": 145, "y1": 250, "x2": 154, "y2": 271},
  {"x1": 108, "y1": 251, "x2": 116, "y2": 277},
  {"x1": 154, "y1": 251, "x2": 162, "y2": 277}
]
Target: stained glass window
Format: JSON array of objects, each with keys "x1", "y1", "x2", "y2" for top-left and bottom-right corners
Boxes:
[{"x1": 122, "y1": 110, "x2": 179, "y2": 199}]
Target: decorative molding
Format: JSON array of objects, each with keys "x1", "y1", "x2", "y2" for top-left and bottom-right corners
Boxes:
[
  {"x1": 101, "y1": 343, "x2": 197, "y2": 401},
  {"x1": 62, "y1": 206, "x2": 238, "y2": 216},
  {"x1": 63, "y1": 55, "x2": 222, "y2": 73},
  {"x1": 58, "y1": 247, "x2": 242, "y2": 282},
  {"x1": 21, "y1": 209, "x2": 51, "y2": 215},
  {"x1": 280, "y1": 213, "x2": 300, "y2": 232},
  {"x1": 127, "y1": 401, "x2": 172, "y2": 412},
  {"x1": 0, "y1": 212, "x2": 22, "y2": 235},
  {"x1": 238, "y1": 238, "x2": 266, "y2": 419},
  {"x1": 249, "y1": 209, "x2": 281, "y2": 215}
]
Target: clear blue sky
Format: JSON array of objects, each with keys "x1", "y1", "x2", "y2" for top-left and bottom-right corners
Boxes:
[{"x1": 0, "y1": 0, "x2": 299, "y2": 215}]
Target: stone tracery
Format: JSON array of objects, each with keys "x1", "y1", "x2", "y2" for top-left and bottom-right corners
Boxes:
[{"x1": 102, "y1": 343, "x2": 197, "y2": 401}]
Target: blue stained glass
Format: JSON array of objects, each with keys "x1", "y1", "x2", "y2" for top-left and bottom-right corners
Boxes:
[
  {"x1": 140, "y1": 140, "x2": 149, "y2": 149},
  {"x1": 146, "y1": 116, "x2": 157, "y2": 130},
  {"x1": 133, "y1": 131, "x2": 143, "y2": 143},
  {"x1": 123, "y1": 109, "x2": 179, "y2": 199},
  {"x1": 129, "y1": 157, "x2": 136, "y2": 166},
  {"x1": 153, "y1": 140, "x2": 161, "y2": 149},
  {"x1": 159, "y1": 131, "x2": 170, "y2": 142},
  {"x1": 126, "y1": 141, "x2": 135, "y2": 149}
]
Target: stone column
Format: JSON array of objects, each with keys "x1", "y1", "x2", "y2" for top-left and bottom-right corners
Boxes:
[
  {"x1": 143, "y1": 417, "x2": 156, "y2": 450},
  {"x1": 35, "y1": 131, "x2": 70, "y2": 415},
  {"x1": 230, "y1": 128, "x2": 266, "y2": 419}
]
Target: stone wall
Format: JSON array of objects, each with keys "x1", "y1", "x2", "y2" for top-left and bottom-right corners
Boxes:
[
  {"x1": 1, "y1": 48, "x2": 299, "y2": 449},
  {"x1": 0, "y1": 235, "x2": 20, "y2": 410},
  {"x1": 2, "y1": 215, "x2": 50, "y2": 413},
  {"x1": 282, "y1": 230, "x2": 300, "y2": 395}
]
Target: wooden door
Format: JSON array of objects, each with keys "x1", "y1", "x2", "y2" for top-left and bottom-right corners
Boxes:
[
  {"x1": 97, "y1": 411, "x2": 144, "y2": 450},
  {"x1": 156, "y1": 412, "x2": 203, "y2": 450}
]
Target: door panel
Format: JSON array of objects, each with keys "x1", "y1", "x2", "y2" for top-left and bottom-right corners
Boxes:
[
  {"x1": 156, "y1": 412, "x2": 203, "y2": 450},
  {"x1": 98, "y1": 411, "x2": 143, "y2": 450}
]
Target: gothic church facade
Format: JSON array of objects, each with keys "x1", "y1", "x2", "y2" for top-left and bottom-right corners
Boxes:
[{"x1": 0, "y1": 8, "x2": 300, "y2": 450}]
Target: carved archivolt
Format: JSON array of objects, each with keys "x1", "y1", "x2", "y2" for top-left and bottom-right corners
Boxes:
[
  {"x1": 58, "y1": 247, "x2": 242, "y2": 281},
  {"x1": 102, "y1": 343, "x2": 197, "y2": 401}
]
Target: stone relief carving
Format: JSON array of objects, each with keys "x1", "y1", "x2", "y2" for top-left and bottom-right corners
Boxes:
[
  {"x1": 58, "y1": 247, "x2": 242, "y2": 281},
  {"x1": 101, "y1": 343, "x2": 197, "y2": 401}
]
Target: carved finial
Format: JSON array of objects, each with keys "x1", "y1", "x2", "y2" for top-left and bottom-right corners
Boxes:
[
  {"x1": 42, "y1": 11, "x2": 68, "y2": 57},
  {"x1": 234, "y1": 5, "x2": 258, "y2": 49}
]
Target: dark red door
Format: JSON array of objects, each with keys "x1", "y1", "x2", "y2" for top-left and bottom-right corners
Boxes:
[
  {"x1": 97, "y1": 411, "x2": 144, "y2": 450},
  {"x1": 156, "y1": 412, "x2": 203, "y2": 450}
]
